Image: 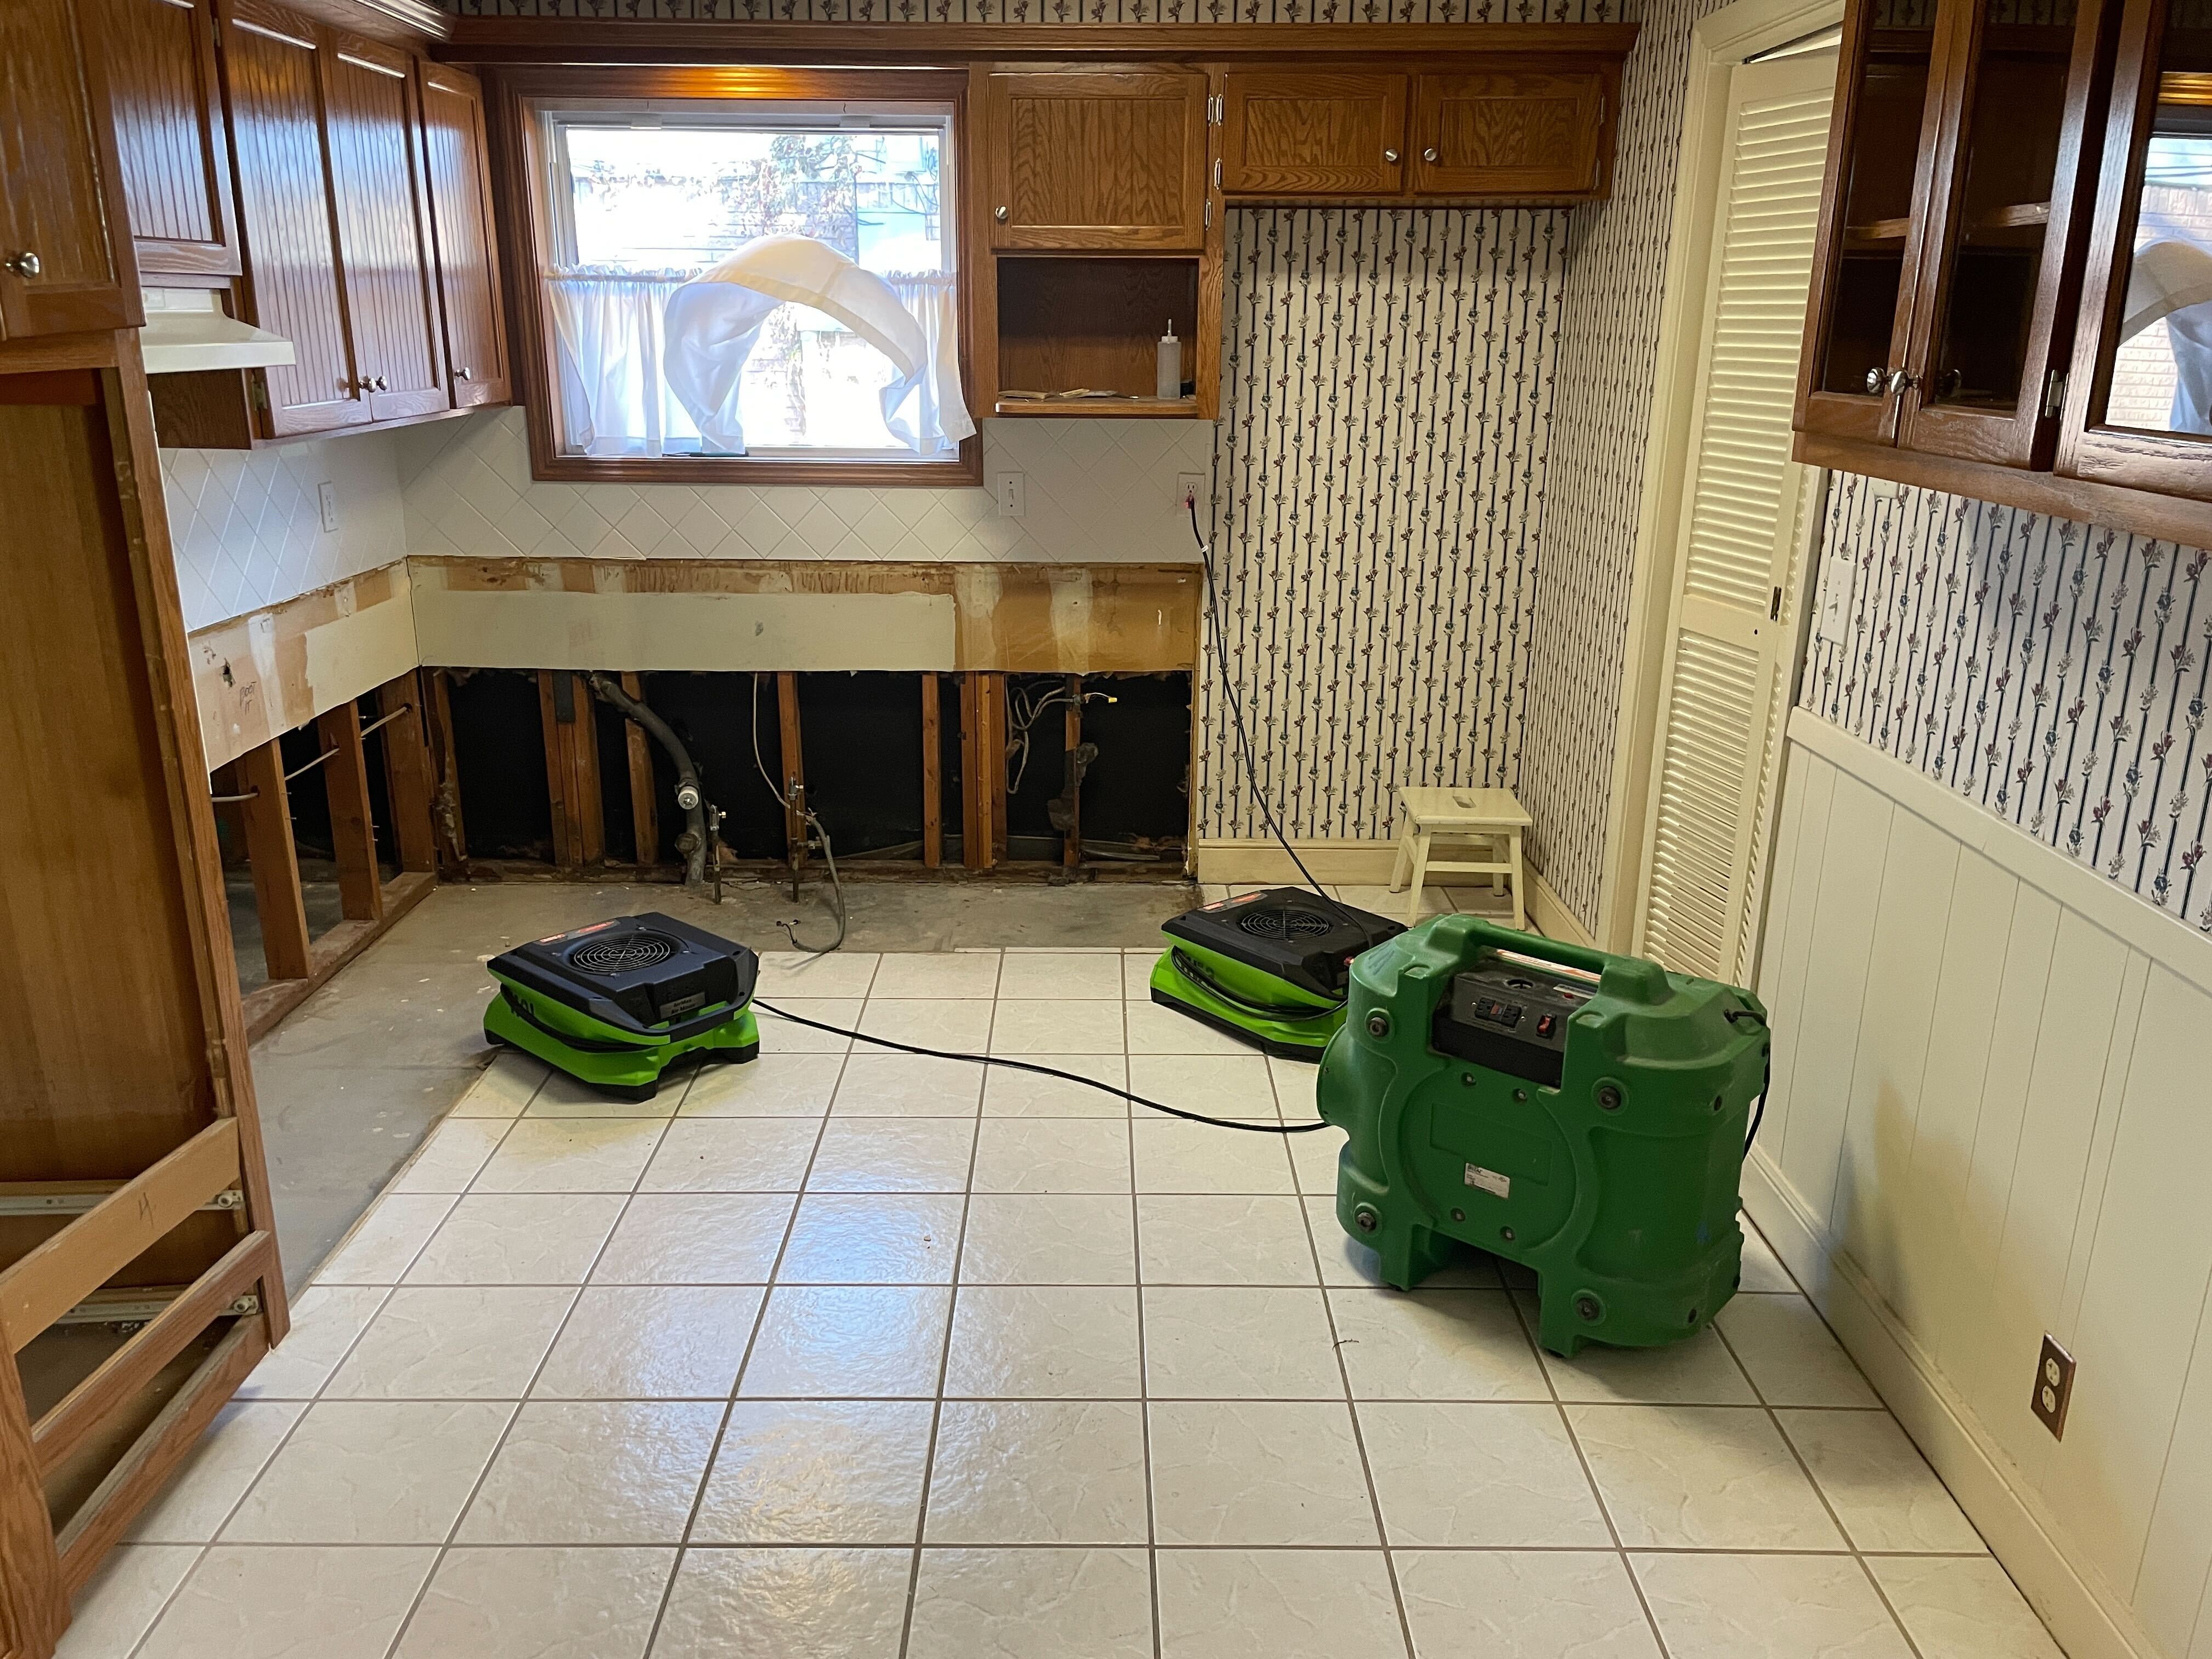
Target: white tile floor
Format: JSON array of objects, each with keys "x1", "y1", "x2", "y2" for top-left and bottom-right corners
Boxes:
[{"x1": 70, "y1": 947, "x2": 2064, "y2": 1659}]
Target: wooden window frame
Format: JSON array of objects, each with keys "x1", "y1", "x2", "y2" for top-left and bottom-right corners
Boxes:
[{"x1": 487, "y1": 65, "x2": 983, "y2": 487}]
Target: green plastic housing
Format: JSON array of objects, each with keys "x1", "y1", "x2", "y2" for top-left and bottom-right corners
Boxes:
[
  {"x1": 1317, "y1": 915, "x2": 1768, "y2": 1357},
  {"x1": 1148, "y1": 937, "x2": 1343, "y2": 1060},
  {"x1": 483, "y1": 972, "x2": 760, "y2": 1101}
]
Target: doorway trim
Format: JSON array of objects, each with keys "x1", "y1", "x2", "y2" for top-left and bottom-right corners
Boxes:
[{"x1": 1592, "y1": 0, "x2": 1845, "y2": 956}]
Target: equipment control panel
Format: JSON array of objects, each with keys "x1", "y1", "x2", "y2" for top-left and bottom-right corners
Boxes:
[{"x1": 1432, "y1": 958, "x2": 1593, "y2": 1087}]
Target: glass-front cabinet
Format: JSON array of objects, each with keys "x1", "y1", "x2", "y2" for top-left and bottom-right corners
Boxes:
[
  {"x1": 2060, "y1": 0, "x2": 2212, "y2": 499},
  {"x1": 1798, "y1": 0, "x2": 2119, "y2": 465}
]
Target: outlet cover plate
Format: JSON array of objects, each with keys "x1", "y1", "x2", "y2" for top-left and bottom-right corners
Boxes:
[
  {"x1": 2031, "y1": 1334, "x2": 2075, "y2": 1439},
  {"x1": 1176, "y1": 472, "x2": 1207, "y2": 514},
  {"x1": 995, "y1": 472, "x2": 1025, "y2": 518},
  {"x1": 317, "y1": 481, "x2": 339, "y2": 534}
]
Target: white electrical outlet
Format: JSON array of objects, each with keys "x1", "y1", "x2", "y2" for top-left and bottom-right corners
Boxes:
[
  {"x1": 1176, "y1": 472, "x2": 1207, "y2": 514},
  {"x1": 317, "y1": 481, "x2": 339, "y2": 534},
  {"x1": 996, "y1": 472, "x2": 1025, "y2": 518}
]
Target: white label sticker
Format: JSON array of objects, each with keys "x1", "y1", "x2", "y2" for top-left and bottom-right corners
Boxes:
[{"x1": 1464, "y1": 1164, "x2": 1511, "y2": 1199}]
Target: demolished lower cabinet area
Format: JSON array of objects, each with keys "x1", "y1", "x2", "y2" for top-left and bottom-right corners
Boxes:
[
  {"x1": 105, "y1": 0, "x2": 509, "y2": 448},
  {"x1": 1, "y1": 336, "x2": 289, "y2": 1659}
]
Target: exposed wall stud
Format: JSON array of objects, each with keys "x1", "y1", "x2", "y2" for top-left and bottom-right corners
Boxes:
[
  {"x1": 1063, "y1": 673, "x2": 1083, "y2": 872},
  {"x1": 426, "y1": 668, "x2": 468, "y2": 871},
  {"x1": 777, "y1": 670, "x2": 806, "y2": 883},
  {"x1": 376, "y1": 678, "x2": 437, "y2": 874},
  {"x1": 317, "y1": 703, "x2": 382, "y2": 924},
  {"x1": 234, "y1": 737, "x2": 311, "y2": 981},
  {"x1": 621, "y1": 671, "x2": 658, "y2": 868},
  {"x1": 537, "y1": 668, "x2": 574, "y2": 870},
  {"x1": 921, "y1": 672, "x2": 943, "y2": 870}
]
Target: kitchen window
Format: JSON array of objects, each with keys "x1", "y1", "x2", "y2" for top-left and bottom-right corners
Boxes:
[{"x1": 514, "y1": 74, "x2": 975, "y2": 482}]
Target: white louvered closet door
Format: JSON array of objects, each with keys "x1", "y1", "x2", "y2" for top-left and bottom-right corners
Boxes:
[{"x1": 1635, "y1": 49, "x2": 1835, "y2": 985}]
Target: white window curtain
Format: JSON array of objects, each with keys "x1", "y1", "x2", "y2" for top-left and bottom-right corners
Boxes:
[
  {"x1": 545, "y1": 238, "x2": 973, "y2": 460},
  {"x1": 544, "y1": 267, "x2": 703, "y2": 458}
]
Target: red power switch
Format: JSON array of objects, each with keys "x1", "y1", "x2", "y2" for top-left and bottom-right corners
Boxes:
[{"x1": 1536, "y1": 1014, "x2": 1557, "y2": 1038}]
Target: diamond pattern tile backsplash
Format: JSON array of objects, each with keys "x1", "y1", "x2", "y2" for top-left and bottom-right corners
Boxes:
[
  {"x1": 162, "y1": 434, "x2": 410, "y2": 634},
  {"x1": 394, "y1": 408, "x2": 1215, "y2": 567}
]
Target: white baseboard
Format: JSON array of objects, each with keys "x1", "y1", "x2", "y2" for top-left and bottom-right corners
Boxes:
[
  {"x1": 1740, "y1": 1149, "x2": 2157, "y2": 1659},
  {"x1": 1194, "y1": 838, "x2": 1598, "y2": 948}
]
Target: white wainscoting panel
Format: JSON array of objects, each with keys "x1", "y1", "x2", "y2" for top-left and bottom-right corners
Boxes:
[{"x1": 1751, "y1": 709, "x2": 2212, "y2": 1659}]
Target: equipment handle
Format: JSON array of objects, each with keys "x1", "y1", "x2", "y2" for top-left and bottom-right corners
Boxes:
[{"x1": 1451, "y1": 917, "x2": 1669, "y2": 1004}]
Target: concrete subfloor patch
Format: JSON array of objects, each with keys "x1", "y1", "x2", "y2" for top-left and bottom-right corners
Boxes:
[{"x1": 252, "y1": 878, "x2": 1199, "y2": 1291}]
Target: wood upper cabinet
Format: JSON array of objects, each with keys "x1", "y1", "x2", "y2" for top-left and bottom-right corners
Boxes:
[
  {"x1": 983, "y1": 69, "x2": 1209, "y2": 249},
  {"x1": 1797, "y1": 0, "x2": 2118, "y2": 467},
  {"x1": 219, "y1": 0, "x2": 366, "y2": 435},
  {"x1": 417, "y1": 61, "x2": 508, "y2": 408},
  {"x1": 101, "y1": 0, "x2": 240, "y2": 277},
  {"x1": 2057, "y1": 0, "x2": 2212, "y2": 501},
  {"x1": 0, "y1": 0, "x2": 141, "y2": 340},
  {"x1": 1218, "y1": 69, "x2": 1408, "y2": 197},
  {"x1": 1409, "y1": 67, "x2": 1613, "y2": 199},
  {"x1": 321, "y1": 32, "x2": 444, "y2": 421}
]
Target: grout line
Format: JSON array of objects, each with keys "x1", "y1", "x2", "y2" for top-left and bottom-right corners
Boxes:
[
  {"x1": 1709, "y1": 1318, "x2": 1931, "y2": 1659},
  {"x1": 1509, "y1": 1286, "x2": 1677, "y2": 1659},
  {"x1": 376, "y1": 1076, "x2": 690, "y2": 1658},
  {"x1": 891, "y1": 981, "x2": 991, "y2": 1659},
  {"x1": 1126, "y1": 992, "x2": 1165, "y2": 1659},
  {"x1": 1287, "y1": 1070, "x2": 1418, "y2": 1659},
  {"x1": 631, "y1": 992, "x2": 865, "y2": 1659}
]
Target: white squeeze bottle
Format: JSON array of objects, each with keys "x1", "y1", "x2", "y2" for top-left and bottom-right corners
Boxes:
[{"x1": 1156, "y1": 319, "x2": 1181, "y2": 401}]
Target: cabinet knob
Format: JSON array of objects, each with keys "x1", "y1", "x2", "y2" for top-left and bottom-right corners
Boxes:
[
  {"x1": 1864, "y1": 366, "x2": 1887, "y2": 394},
  {"x1": 3, "y1": 251, "x2": 40, "y2": 279},
  {"x1": 374, "y1": 375, "x2": 390, "y2": 392},
  {"x1": 1885, "y1": 368, "x2": 1916, "y2": 397},
  {"x1": 994, "y1": 205, "x2": 1008, "y2": 222},
  {"x1": 455, "y1": 366, "x2": 473, "y2": 381},
  {"x1": 1384, "y1": 148, "x2": 1400, "y2": 163},
  {"x1": 1422, "y1": 147, "x2": 1439, "y2": 163}
]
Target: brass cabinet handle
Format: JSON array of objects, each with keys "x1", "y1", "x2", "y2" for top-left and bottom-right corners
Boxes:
[{"x1": 3, "y1": 251, "x2": 40, "y2": 278}]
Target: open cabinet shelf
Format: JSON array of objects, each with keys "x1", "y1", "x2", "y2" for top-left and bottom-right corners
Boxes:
[{"x1": 989, "y1": 255, "x2": 1210, "y2": 416}]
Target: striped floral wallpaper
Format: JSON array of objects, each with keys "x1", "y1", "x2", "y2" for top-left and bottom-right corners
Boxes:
[
  {"x1": 1518, "y1": 0, "x2": 1730, "y2": 932},
  {"x1": 1196, "y1": 208, "x2": 1566, "y2": 840},
  {"x1": 1802, "y1": 475, "x2": 2212, "y2": 930}
]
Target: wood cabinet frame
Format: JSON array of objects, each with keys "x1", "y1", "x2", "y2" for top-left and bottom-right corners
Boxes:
[
  {"x1": 484, "y1": 63, "x2": 984, "y2": 487},
  {"x1": 101, "y1": 0, "x2": 244, "y2": 279},
  {"x1": 2057, "y1": 0, "x2": 2212, "y2": 501},
  {"x1": 981, "y1": 66, "x2": 1210, "y2": 250}
]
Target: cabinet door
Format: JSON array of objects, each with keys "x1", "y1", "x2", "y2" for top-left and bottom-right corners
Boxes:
[
  {"x1": 418, "y1": 63, "x2": 507, "y2": 408},
  {"x1": 2057, "y1": 0, "x2": 2212, "y2": 500},
  {"x1": 1897, "y1": 0, "x2": 2117, "y2": 466},
  {"x1": 323, "y1": 34, "x2": 445, "y2": 421},
  {"x1": 220, "y1": 0, "x2": 366, "y2": 435},
  {"x1": 984, "y1": 70, "x2": 1208, "y2": 249},
  {"x1": 1218, "y1": 70, "x2": 1407, "y2": 197},
  {"x1": 103, "y1": 0, "x2": 240, "y2": 277},
  {"x1": 1795, "y1": 0, "x2": 1947, "y2": 443},
  {"x1": 0, "y1": 0, "x2": 141, "y2": 340},
  {"x1": 1408, "y1": 67, "x2": 1609, "y2": 199}
]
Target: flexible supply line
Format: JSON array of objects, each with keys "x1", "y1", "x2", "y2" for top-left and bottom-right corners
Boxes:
[{"x1": 752, "y1": 1000, "x2": 1334, "y2": 1135}]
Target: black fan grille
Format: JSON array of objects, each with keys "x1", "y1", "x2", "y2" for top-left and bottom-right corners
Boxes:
[
  {"x1": 567, "y1": 932, "x2": 679, "y2": 976},
  {"x1": 1237, "y1": 905, "x2": 1333, "y2": 940}
]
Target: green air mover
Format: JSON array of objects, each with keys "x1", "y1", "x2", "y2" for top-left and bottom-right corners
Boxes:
[
  {"x1": 1149, "y1": 888, "x2": 1405, "y2": 1061},
  {"x1": 483, "y1": 913, "x2": 761, "y2": 1101},
  {"x1": 1318, "y1": 915, "x2": 1769, "y2": 1356}
]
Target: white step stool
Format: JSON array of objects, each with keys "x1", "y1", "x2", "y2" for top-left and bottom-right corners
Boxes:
[{"x1": 1387, "y1": 787, "x2": 1532, "y2": 930}]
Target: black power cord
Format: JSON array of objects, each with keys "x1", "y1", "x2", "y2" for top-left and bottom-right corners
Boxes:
[{"x1": 753, "y1": 998, "x2": 1334, "y2": 1135}]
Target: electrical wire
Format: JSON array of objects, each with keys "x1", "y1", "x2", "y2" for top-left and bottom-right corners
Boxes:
[
  {"x1": 752, "y1": 998, "x2": 1334, "y2": 1134},
  {"x1": 1187, "y1": 495, "x2": 1358, "y2": 924},
  {"x1": 750, "y1": 673, "x2": 848, "y2": 956}
]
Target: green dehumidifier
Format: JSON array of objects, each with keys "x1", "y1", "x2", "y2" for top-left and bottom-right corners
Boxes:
[
  {"x1": 1318, "y1": 915, "x2": 1769, "y2": 1356},
  {"x1": 1148, "y1": 888, "x2": 1404, "y2": 1060},
  {"x1": 483, "y1": 913, "x2": 761, "y2": 1101}
]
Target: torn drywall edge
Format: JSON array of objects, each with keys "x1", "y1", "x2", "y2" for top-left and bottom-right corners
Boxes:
[{"x1": 411, "y1": 586, "x2": 959, "y2": 673}]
